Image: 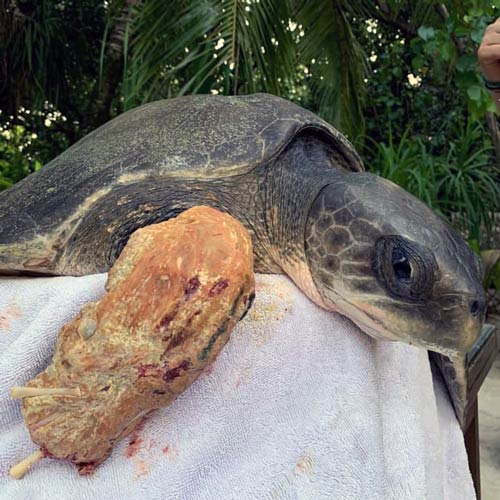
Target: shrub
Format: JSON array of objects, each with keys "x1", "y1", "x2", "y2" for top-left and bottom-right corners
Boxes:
[{"x1": 366, "y1": 122, "x2": 500, "y2": 247}]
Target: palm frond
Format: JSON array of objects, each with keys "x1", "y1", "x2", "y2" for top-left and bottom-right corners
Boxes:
[
  {"x1": 296, "y1": 0, "x2": 369, "y2": 140},
  {"x1": 122, "y1": 0, "x2": 295, "y2": 107},
  {"x1": 1, "y1": 0, "x2": 105, "y2": 116}
]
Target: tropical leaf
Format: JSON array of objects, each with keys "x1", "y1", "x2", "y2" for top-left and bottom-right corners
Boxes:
[
  {"x1": 122, "y1": 0, "x2": 295, "y2": 107},
  {"x1": 296, "y1": 0, "x2": 370, "y2": 140},
  {"x1": 0, "y1": 0, "x2": 105, "y2": 117}
]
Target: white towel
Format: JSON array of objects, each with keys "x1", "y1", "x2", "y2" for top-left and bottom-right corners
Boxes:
[{"x1": 0, "y1": 274, "x2": 475, "y2": 500}]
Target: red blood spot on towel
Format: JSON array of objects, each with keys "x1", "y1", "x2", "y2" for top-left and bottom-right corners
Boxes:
[
  {"x1": 0, "y1": 302, "x2": 21, "y2": 330},
  {"x1": 162, "y1": 444, "x2": 179, "y2": 462},
  {"x1": 125, "y1": 418, "x2": 149, "y2": 458},
  {"x1": 209, "y1": 278, "x2": 229, "y2": 297},
  {"x1": 295, "y1": 454, "x2": 314, "y2": 474},
  {"x1": 0, "y1": 316, "x2": 8, "y2": 329},
  {"x1": 126, "y1": 436, "x2": 144, "y2": 458}
]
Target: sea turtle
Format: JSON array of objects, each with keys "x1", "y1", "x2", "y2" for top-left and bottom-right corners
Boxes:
[{"x1": 0, "y1": 93, "x2": 485, "y2": 426}]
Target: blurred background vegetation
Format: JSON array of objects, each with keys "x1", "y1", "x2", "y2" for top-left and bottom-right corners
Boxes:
[{"x1": 1, "y1": 0, "x2": 500, "y2": 295}]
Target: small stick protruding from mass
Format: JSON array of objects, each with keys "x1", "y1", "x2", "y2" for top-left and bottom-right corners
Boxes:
[
  {"x1": 10, "y1": 449, "x2": 44, "y2": 479},
  {"x1": 11, "y1": 386, "x2": 82, "y2": 399}
]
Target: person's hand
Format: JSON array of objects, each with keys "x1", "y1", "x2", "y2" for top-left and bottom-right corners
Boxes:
[{"x1": 478, "y1": 18, "x2": 500, "y2": 83}]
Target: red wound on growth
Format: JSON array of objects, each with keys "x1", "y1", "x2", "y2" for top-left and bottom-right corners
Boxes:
[
  {"x1": 184, "y1": 276, "x2": 200, "y2": 296},
  {"x1": 137, "y1": 364, "x2": 159, "y2": 378},
  {"x1": 159, "y1": 314, "x2": 175, "y2": 329},
  {"x1": 163, "y1": 360, "x2": 191, "y2": 383},
  {"x1": 209, "y1": 279, "x2": 229, "y2": 297}
]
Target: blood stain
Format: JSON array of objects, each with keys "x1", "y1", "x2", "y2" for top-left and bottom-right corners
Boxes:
[
  {"x1": 184, "y1": 276, "x2": 200, "y2": 296},
  {"x1": 137, "y1": 364, "x2": 159, "y2": 378},
  {"x1": 162, "y1": 444, "x2": 179, "y2": 462},
  {"x1": 163, "y1": 360, "x2": 190, "y2": 383},
  {"x1": 0, "y1": 302, "x2": 21, "y2": 330},
  {"x1": 209, "y1": 278, "x2": 229, "y2": 297},
  {"x1": 125, "y1": 419, "x2": 149, "y2": 458},
  {"x1": 125, "y1": 436, "x2": 143, "y2": 458}
]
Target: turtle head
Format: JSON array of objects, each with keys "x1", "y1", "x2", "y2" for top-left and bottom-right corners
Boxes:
[{"x1": 305, "y1": 172, "x2": 485, "y2": 358}]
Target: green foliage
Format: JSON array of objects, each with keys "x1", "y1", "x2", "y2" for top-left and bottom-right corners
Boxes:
[
  {"x1": 121, "y1": 0, "x2": 375, "y2": 140},
  {"x1": 368, "y1": 129, "x2": 442, "y2": 211},
  {"x1": 359, "y1": 1, "x2": 498, "y2": 151},
  {"x1": 293, "y1": 0, "x2": 370, "y2": 139},
  {"x1": 0, "y1": 106, "x2": 69, "y2": 189},
  {"x1": 3, "y1": 0, "x2": 498, "y2": 144},
  {"x1": 414, "y1": 12, "x2": 496, "y2": 121},
  {"x1": 122, "y1": 0, "x2": 296, "y2": 103},
  {"x1": 481, "y1": 250, "x2": 500, "y2": 292},
  {"x1": 369, "y1": 122, "x2": 500, "y2": 246},
  {"x1": 439, "y1": 123, "x2": 500, "y2": 242},
  {"x1": 1, "y1": 0, "x2": 105, "y2": 121},
  {"x1": 0, "y1": 125, "x2": 35, "y2": 189}
]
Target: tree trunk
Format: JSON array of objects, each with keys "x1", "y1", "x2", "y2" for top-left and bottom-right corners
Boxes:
[{"x1": 86, "y1": 0, "x2": 140, "y2": 131}]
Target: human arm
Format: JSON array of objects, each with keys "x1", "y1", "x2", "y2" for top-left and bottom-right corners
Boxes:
[{"x1": 478, "y1": 18, "x2": 500, "y2": 113}]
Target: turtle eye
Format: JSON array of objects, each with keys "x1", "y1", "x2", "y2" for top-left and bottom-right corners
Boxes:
[
  {"x1": 392, "y1": 248, "x2": 411, "y2": 281},
  {"x1": 372, "y1": 236, "x2": 438, "y2": 301}
]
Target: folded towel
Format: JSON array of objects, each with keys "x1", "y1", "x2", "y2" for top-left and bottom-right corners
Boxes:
[{"x1": 0, "y1": 273, "x2": 474, "y2": 500}]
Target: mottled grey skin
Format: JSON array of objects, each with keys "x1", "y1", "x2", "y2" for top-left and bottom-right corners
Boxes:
[
  {"x1": 306, "y1": 173, "x2": 484, "y2": 354},
  {"x1": 304, "y1": 173, "x2": 485, "y2": 426},
  {"x1": 0, "y1": 93, "x2": 484, "y2": 427}
]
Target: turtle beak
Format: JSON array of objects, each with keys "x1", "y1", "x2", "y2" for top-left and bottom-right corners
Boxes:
[
  {"x1": 430, "y1": 323, "x2": 496, "y2": 429},
  {"x1": 430, "y1": 352, "x2": 468, "y2": 428}
]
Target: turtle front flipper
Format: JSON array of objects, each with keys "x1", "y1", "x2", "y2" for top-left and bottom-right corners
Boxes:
[
  {"x1": 0, "y1": 239, "x2": 59, "y2": 276},
  {"x1": 0, "y1": 172, "x2": 284, "y2": 276}
]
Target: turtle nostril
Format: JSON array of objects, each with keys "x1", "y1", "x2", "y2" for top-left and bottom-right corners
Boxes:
[{"x1": 470, "y1": 299, "x2": 485, "y2": 317}]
